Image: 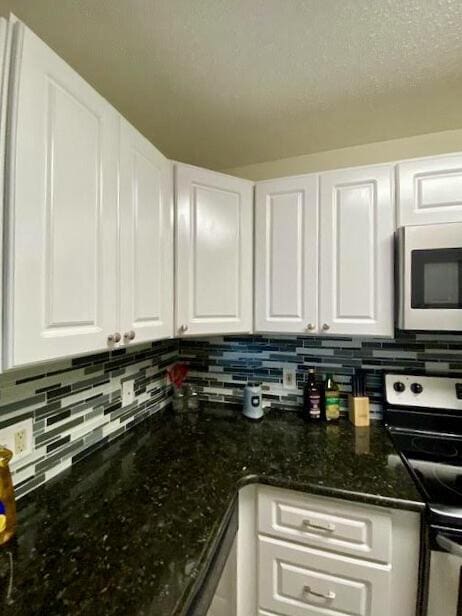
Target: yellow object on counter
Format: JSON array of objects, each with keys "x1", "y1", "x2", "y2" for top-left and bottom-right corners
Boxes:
[
  {"x1": 0, "y1": 447, "x2": 16, "y2": 546},
  {"x1": 348, "y1": 395, "x2": 370, "y2": 427}
]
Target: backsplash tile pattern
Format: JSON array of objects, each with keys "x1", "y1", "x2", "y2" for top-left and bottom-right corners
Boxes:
[
  {"x1": 179, "y1": 331, "x2": 462, "y2": 418},
  {"x1": 0, "y1": 339, "x2": 178, "y2": 498},
  {"x1": 2, "y1": 330, "x2": 461, "y2": 500}
]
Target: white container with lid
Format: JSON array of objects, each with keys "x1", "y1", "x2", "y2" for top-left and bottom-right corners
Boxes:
[{"x1": 243, "y1": 384, "x2": 263, "y2": 420}]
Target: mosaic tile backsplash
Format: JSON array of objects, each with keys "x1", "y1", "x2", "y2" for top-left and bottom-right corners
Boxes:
[
  {"x1": 1, "y1": 329, "x2": 461, "y2": 500},
  {"x1": 179, "y1": 331, "x2": 462, "y2": 418},
  {"x1": 0, "y1": 339, "x2": 178, "y2": 499}
]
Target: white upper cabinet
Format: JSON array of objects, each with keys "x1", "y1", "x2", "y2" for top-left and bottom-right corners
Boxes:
[
  {"x1": 175, "y1": 164, "x2": 253, "y2": 337},
  {"x1": 4, "y1": 21, "x2": 119, "y2": 368},
  {"x1": 320, "y1": 165, "x2": 395, "y2": 337},
  {"x1": 0, "y1": 17, "x2": 11, "y2": 372},
  {"x1": 398, "y1": 154, "x2": 462, "y2": 226},
  {"x1": 119, "y1": 119, "x2": 173, "y2": 345},
  {"x1": 255, "y1": 175, "x2": 318, "y2": 333}
]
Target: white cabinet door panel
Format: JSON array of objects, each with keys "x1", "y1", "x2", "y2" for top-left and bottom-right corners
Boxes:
[
  {"x1": 119, "y1": 120, "x2": 173, "y2": 344},
  {"x1": 258, "y1": 535, "x2": 390, "y2": 616},
  {"x1": 320, "y1": 165, "x2": 394, "y2": 337},
  {"x1": 258, "y1": 486, "x2": 392, "y2": 564},
  {"x1": 175, "y1": 164, "x2": 253, "y2": 336},
  {"x1": 255, "y1": 175, "x2": 318, "y2": 334},
  {"x1": 5, "y1": 22, "x2": 118, "y2": 367},
  {"x1": 0, "y1": 17, "x2": 11, "y2": 372},
  {"x1": 398, "y1": 154, "x2": 462, "y2": 226},
  {"x1": 207, "y1": 538, "x2": 237, "y2": 616}
]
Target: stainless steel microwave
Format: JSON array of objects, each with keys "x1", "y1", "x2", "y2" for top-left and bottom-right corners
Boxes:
[{"x1": 397, "y1": 222, "x2": 462, "y2": 331}]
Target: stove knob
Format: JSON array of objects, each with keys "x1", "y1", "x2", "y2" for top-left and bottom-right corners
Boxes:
[
  {"x1": 410, "y1": 382, "x2": 423, "y2": 394},
  {"x1": 393, "y1": 381, "x2": 405, "y2": 393}
]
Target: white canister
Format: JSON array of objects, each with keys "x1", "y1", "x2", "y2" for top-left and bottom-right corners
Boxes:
[{"x1": 243, "y1": 384, "x2": 263, "y2": 420}]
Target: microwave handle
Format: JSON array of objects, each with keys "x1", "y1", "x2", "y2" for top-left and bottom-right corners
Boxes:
[{"x1": 437, "y1": 533, "x2": 462, "y2": 558}]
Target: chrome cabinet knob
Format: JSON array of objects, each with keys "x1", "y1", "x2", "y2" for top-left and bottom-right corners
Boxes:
[
  {"x1": 322, "y1": 323, "x2": 330, "y2": 331},
  {"x1": 179, "y1": 324, "x2": 188, "y2": 333},
  {"x1": 114, "y1": 332, "x2": 121, "y2": 343},
  {"x1": 306, "y1": 323, "x2": 315, "y2": 331},
  {"x1": 124, "y1": 330, "x2": 135, "y2": 341}
]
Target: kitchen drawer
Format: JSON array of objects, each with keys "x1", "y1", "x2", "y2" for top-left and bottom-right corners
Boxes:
[
  {"x1": 258, "y1": 486, "x2": 392, "y2": 564},
  {"x1": 258, "y1": 535, "x2": 390, "y2": 616}
]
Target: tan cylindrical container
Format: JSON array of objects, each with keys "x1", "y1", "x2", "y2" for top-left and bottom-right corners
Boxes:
[{"x1": 0, "y1": 447, "x2": 16, "y2": 546}]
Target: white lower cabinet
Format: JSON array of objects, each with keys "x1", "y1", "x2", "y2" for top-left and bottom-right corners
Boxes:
[
  {"x1": 257, "y1": 487, "x2": 392, "y2": 564},
  {"x1": 208, "y1": 538, "x2": 237, "y2": 616},
  {"x1": 237, "y1": 485, "x2": 421, "y2": 616},
  {"x1": 258, "y1": 536, "x2": 389, "y2": 616}
]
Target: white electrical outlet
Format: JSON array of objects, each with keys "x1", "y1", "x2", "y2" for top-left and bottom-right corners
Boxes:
[
  {"x1": 0, "y1": 418, "x2": 33, "y2": 462},
  {"x1": 283, "y1": 366, "x2": 297, "y2": 390},
  {"x1": 122, "y1": 379, "x2": 135, "y2": 407},
  {"x1": 14, "y1": 428, "x2": 28, "y2": 455}
]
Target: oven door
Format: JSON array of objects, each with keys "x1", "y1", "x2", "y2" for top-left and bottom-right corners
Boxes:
[
  {"x1": 398, "y1": 222, "x2": 462, "y2": 330},
  {"x1": 428, "y1": 531, "x2": 462, "y2": 616}
]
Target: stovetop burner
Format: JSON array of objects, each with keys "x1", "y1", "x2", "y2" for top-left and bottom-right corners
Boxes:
[
  {"x1": 410, "y1": 436, "x2": 459, "y2": 460},
  {"x1": 389, "y1": 430, "x2": 462, "y2": 509},
  {"x1": 384, "y1": 373, "x2": 462, "y2": 529}
]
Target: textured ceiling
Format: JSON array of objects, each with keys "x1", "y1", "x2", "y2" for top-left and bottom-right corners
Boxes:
[{"x1": 1, "y1": 0, "x2": 462, "y2": 169}]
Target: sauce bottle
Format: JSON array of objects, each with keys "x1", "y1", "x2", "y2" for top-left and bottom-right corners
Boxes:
[
  {"x1": 303, "y1": 368, "x2": 321, "y2": 421},
  {"x1": 0, "y1": 447, "x2": 16, "y2": 546},
  {"x1": 324, "y1": 374, "x2": 340, "y2": 422}
]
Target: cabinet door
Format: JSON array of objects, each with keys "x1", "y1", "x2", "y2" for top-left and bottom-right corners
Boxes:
[
  {"x1": 207, "y1": 538, "x2": 237, "y2": 616},
  {"x1": 255, "y1": 175, "x2": 318, "y2": 334},
  {"x1": 0, "y1": 17, "x2": 11, "y2": 372},
  {"x1": 119, "y1": 120, "x2": 173, "y2": 344},
  {"x1": 175, "y1": 164, "x2": 253, "y2": 336},
  {"x1": 5, "y1": 21, "x2": 119, "y2": 367},
  {"x1": 398, "y1": 154, "x2": 462, "y2": 226},
  {"x1": 258, "y1": 535, "x2": 390, "y2": 616},
  {"x1": 319, "y1": 165, "x2": 394, "y2": 337}
]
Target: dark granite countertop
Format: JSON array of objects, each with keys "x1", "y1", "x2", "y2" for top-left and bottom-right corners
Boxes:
[{"x1": 0, "y1": 407, "x2": 424, "y2": 616}]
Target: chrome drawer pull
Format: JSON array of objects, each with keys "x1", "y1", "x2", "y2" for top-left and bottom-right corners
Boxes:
[
  {"x1": 302, "y1": 519, "x2": 336, "y2": 532},
  {"x1": 303, "y1": 585, "x2": 336, "y2": 601}
]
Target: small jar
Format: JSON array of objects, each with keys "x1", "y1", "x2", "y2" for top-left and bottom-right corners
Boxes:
[{"x1": 0, "y1": 447, "x2": 16, "y2": 546}]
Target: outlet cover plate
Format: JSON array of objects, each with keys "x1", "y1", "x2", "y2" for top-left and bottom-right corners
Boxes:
[
  {"x1": 283, "y1": 366, "x2": 297, "y2": 390},
  {"x1": 0, "y1": 417, "x2": 33, "y2": 463},
  {"x1": 122, "y1": 379, "x2": 135, "y2": 407}
]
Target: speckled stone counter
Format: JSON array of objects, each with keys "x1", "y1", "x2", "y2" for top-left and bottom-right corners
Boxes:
[{"x1": 0, "y1": 407, "x2": 424, "y2": 616}]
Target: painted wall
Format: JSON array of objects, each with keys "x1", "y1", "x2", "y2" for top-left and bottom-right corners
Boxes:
[{"x1": 224, "y1": 128, "x2": 462, "y2": 180}]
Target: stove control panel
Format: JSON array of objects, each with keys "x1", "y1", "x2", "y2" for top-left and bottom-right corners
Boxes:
[{"x1": 386, "y1": 374, "x2": 462, "y2": 411}]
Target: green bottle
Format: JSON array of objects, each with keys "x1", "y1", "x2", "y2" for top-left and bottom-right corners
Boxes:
[{"x1": 324, "y1": 374, "x2": 340, "y2": 422}]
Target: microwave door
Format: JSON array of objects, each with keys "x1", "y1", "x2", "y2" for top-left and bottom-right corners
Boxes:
[{"x1": 399, "y1": 222, "x2": 462, "y2": 331}]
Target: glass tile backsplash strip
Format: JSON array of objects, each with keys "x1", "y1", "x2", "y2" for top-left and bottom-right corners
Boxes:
[
  {"x1": 0, "y1": 339, "x2": 178, "y2": 499},
  {"x1": 2, "y1": 329, "x2": 461, "y2": 500},
  {"x1": 179, "y1": 331, "x2": 462, "y2": 417}
]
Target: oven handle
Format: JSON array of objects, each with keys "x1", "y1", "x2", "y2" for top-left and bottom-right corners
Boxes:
[{"x1": 436, "y1": 533, "x2": 462, "y2": 558}]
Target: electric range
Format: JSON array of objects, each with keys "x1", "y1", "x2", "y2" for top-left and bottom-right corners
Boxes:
[{"x1": 384, "y1": 373, "x2": 462, "y2": 616}]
